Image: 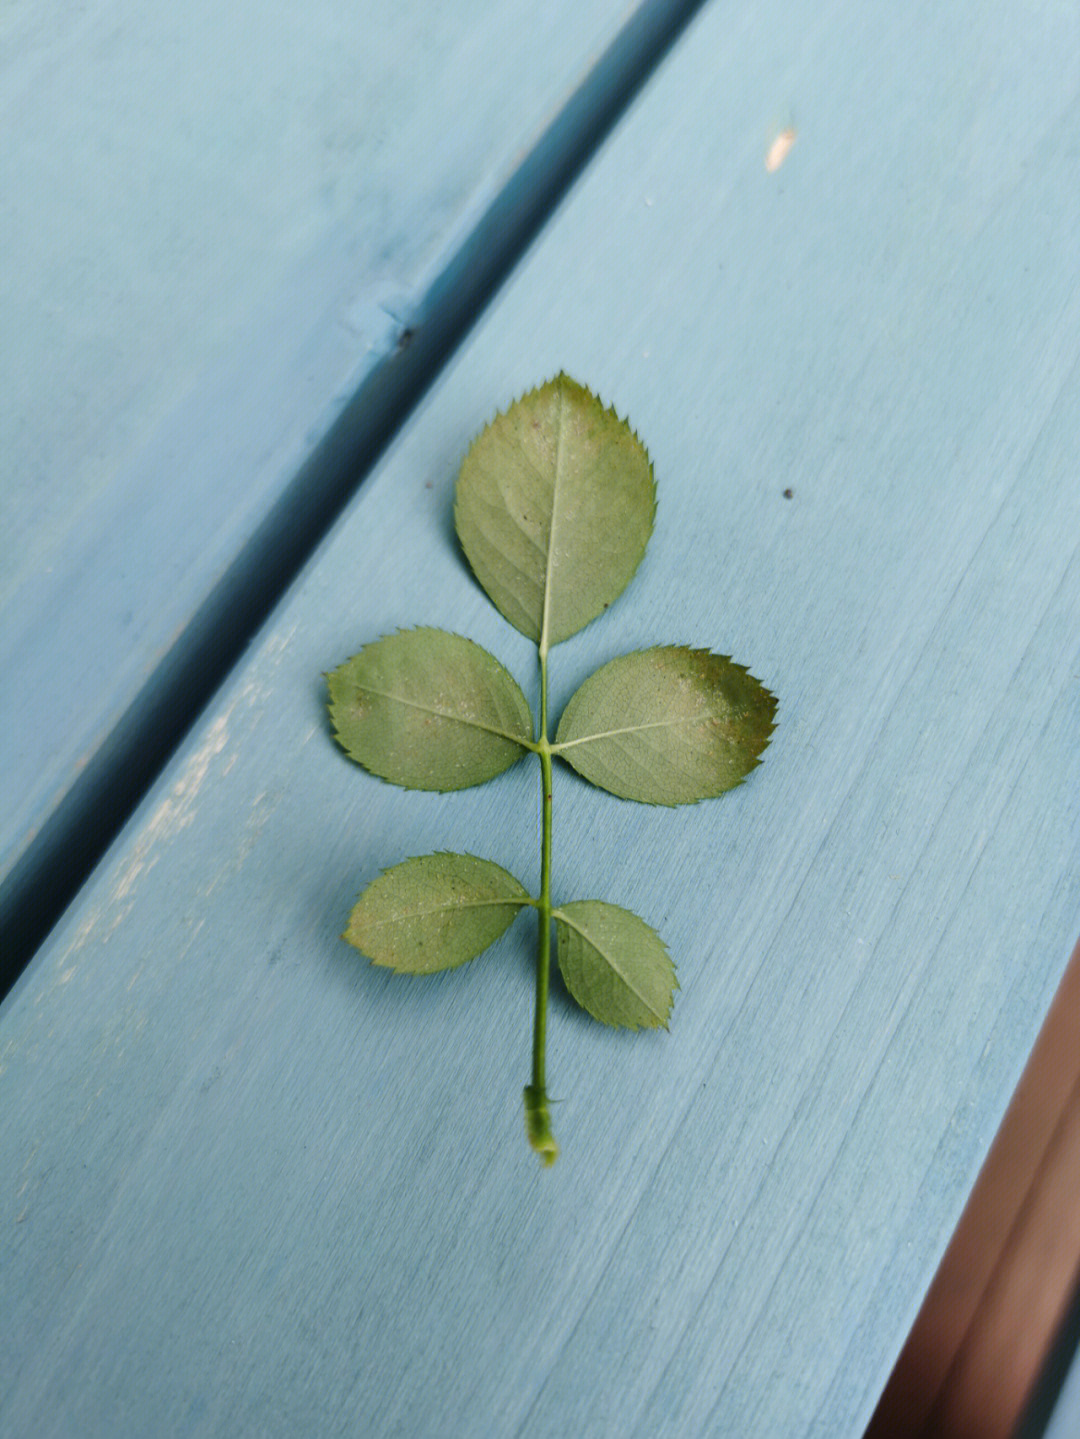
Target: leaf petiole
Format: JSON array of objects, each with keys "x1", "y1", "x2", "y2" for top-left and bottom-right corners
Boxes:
[{"x1": 527, "y1": 645, "x2": 558, "y2": 1164}]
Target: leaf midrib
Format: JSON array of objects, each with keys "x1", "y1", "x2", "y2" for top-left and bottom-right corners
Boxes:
[
  {"x1": 538, "y1": 382, "x2": 567, "y2": 655},
  {"x1": 554, "y1": 908, "x2": 666, "y2": 1022},
  {"x1": 357, "y1": 684, "x2": 532, "y2": 748},
  {"x1": 365, "y1": 896, "x2": 532, "y2": 929},
  {"x1": 554, "y1": 711, "x2": 732, "y2": 752}
]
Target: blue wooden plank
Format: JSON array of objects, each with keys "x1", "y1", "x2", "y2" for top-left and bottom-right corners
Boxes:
[
  {"x1": 0, "y1": 0, "x2": 703, "y2": 960},
  {"x1": 2, "y1": 0, "x2": 1079, "y2": 1435}
]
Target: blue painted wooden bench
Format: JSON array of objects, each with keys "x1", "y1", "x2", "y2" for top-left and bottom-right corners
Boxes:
[
  {"x1": 0, "y1": 0, "x2": 701, "y2": 966},
  {"x1": 2, "y1": 0, "x2": 1078, "y2": 1434}
]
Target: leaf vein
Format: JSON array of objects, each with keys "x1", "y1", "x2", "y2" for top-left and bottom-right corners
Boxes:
[
  {"x1": 365, "y1": 896, "x2": 531, "y2": 929},
  {"x1": 554, "y1": 714, "x2": 718, "y2": 751},
  {"x1": 538, "y1": 382, "x2": 567, "y2": 654},
  {"x1": 357, "y1": 685, "x2": 533, "y2": 748}
]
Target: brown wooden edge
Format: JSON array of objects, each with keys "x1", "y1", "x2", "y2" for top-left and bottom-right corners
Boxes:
[{"x1": 866, "y1": 937, "x2": 1080, "y2": 1439}]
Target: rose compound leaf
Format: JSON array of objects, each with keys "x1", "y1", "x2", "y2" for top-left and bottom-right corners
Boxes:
[
  {"x1": 454, "y1": 374, "x2": 655, "y2": 647},
  {"x1": 344, "y1": 852, "x2": 531, "y2": 973},
  {"x1": 554, "y1": 646, "x2": 777, "y2": 805},
  {"x1": 320, "y1": 379, "x2": 780, "y2": 1162},
  {"x1": 328, "y1": 628, "x2": 533, "y2": 791},
  {"x1": 555, "y1": 900, "x2": 676, "y2": 1030}
]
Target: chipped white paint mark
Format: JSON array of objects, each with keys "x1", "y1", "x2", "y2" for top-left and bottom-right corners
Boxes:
[
  {"x1": 110, "y1": 713, "x2": 231, "y2": 905},
  {"x1": 32, "y1": 630, "x2": 289, "y2": 980},
  {"x1": 766, "y1": 127, "x2": 797, "y2": 172},
  {"x1": 52, "y1": 909, "x2": 100, "y2": 975},
  {"x1": 167, "y1": 714, "x2": 231, "y2": 813},
  {"x1": 263, "y1": 622, "x2": 298, "y2": 662}
]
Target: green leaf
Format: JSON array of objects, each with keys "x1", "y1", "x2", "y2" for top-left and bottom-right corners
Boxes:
[
  {"x1": 344, "y1": 852, "x2": 531, "y2": 973},
  {"x1": 554, "y1": 646, "x2": 777, "y2": 805},
  {"x1": 328, "y1": 628, "x2": 533, "y2": 791},
  {"x1": 554, "y1": 900, "x2": 676, "y2": 1029},
  {"x1": 454, "y1": 374, "x2": 655, "y2": 647}
]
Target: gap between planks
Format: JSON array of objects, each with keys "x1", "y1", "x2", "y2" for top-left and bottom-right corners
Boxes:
[{"x1": 0, "y1": 0, "x2": 710, "y2": 999}]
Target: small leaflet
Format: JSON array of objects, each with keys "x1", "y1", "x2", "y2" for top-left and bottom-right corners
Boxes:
[
  {"x1": 555, "y1": 900, "x2": 677, "y2": 1030},
  {"x1": 555, "y1": 646, "x2": 777, "y2": 805},
  {"x1": 328, "y1": 627, "x2": 533, "y2": 791},
  {"x1": 344, "y1": 852, "x2": 531, "y2": 973}
]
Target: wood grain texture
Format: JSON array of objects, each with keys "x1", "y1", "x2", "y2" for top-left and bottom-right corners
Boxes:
[
  {"x1": 3, "y1": 1, "x2": 1079, "y2": 1435},
  {"x1": 0, "y1": 0, "x2": 667, "y2": 891}
]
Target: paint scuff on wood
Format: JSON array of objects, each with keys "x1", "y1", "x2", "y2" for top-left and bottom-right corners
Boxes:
[{"x1": 109, "y1": 714, "x2": 231, "y2": 905}]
